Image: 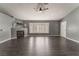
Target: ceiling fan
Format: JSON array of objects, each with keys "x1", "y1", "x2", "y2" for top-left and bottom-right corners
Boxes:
[{"x1": 34, "y1": 3, "x2": 49, "y2": 12}]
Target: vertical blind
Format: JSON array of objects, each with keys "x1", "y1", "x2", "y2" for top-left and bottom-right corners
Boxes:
[{"x1": 29, "y1": 23, "x2": 49, "y2": 33}]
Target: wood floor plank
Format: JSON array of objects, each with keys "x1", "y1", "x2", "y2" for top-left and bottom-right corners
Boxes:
[{"x1": 0, "y1": 36, "x2": 79, "y2": 56}]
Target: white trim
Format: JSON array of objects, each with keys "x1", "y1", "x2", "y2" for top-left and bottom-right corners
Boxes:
[
  {"x1": 0, "y1": 37, "x2": 17, "y2": 44},
  {"x1": 63, "y1": 36, "x2": 79, "y2": 43},
  {"x1": 0, "y1": 38, "x2": 11, "y2": 44},
  {"x1": 11, "y1": 37, "x2": 17, "y2": 39},
  {"x1": 48, "y1": 35, "x2": 60, "y2": 36},
  {"x1": 27, "y1": 35, "x2": 60, "y2": 36}
]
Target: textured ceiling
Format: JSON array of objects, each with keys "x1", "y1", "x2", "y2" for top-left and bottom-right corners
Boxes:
[{"x1": 0, "y1": 3, "x2": 79, "y2": 20}]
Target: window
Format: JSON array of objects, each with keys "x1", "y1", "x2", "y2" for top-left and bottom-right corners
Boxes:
[{"x1": 29, "y1": 23, "x2": 49, "y2": 33}]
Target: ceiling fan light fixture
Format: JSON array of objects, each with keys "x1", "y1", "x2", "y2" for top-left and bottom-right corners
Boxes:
[{"x1": 34, "y1": 3, "x2": 48, "y2": 12}]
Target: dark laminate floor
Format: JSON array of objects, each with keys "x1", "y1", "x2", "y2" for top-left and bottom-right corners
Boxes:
[{"x1": 0, "y1": 36, "x2": 79, "y2": 56}]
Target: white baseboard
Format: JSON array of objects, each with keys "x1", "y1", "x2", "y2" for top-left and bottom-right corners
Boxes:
[
  {"x1": 62, "y1": 36, "x2": 79, "y2": 43},
  {"x1": 0, "y1": 37, "x2": 17, "y2": 44},
  {"x1": 48, "y1": 35, "x2": 60, "y2": 36},
  {"x1": 27, "y1": 35, "x2": 60, "y2": 36},
  {"x1": 11, "y1": 37, "x2": 17, "y2": 39},
  {"x1": 0, "y1": 38, "x2": 11, "y2": 44}
]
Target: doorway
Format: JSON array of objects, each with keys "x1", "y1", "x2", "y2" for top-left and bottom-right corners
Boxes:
[{"x1": 60, "y1": 21, "x2": 67, "y2": 38}]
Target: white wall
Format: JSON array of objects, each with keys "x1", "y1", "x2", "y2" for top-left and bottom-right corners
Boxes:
[
  {"x1": 0, "y1": 13, "x2": 13, "y2": 43},
  {"x1": 62, "y1": 7, "x2": 79, "y2": 42}
]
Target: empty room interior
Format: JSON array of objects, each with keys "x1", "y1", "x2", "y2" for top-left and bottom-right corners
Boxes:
[{"x1": 0, "y1": 3, "x2": 79, "y2": 56}]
